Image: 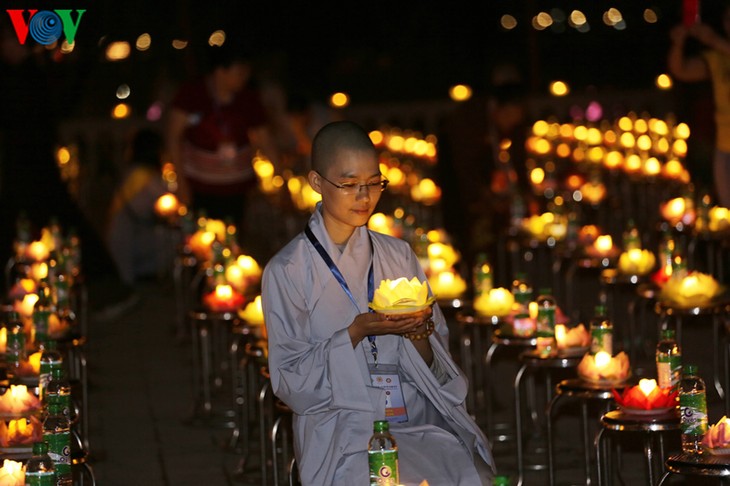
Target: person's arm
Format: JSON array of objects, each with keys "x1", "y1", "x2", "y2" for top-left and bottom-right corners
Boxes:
[
  {"x1": 348, "y1": 308, "x2": 434, "y2": 365},
  {"x1": 668, "y1": 24, "x2": 710, "y2": 82},
  {"x1": 165, "y1": 107, "x2": 191, "y2": 205}
]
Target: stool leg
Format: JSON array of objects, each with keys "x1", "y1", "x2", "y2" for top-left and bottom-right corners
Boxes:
[
  {"x1": 657, "y1": 471, "x2": 672, "y2": 486},
  {"x1": 485, "y1": 342, "x2": 499, "y2": 439},
  {"x1": 644, "y1": 433, "x2": 654, "y2": 486},
  {"x1": 460, "y1": 325, "x2": 475, "y2": 417},
  {"x1": 581, "y1": 401, "x2": 592, "y2": 485},
  {"x1": 594, "y1": 428, "x2": 605, "y2": 486},
  {"x1": 714, "y1": 314, "x2": 725, "y2": 400},
  {"x1": 514, "y1": 364, "x2": 527, "y2": 486},
  {"x1": 546, "y1": 393, "x2": 561, "y2": 486},
  {"x1": 201, "y1": 324, "x2": 212, "y2": 413}
]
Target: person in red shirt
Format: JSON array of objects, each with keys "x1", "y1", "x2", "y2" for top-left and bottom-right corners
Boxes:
[{"x1": 167, "y1": 44, "x2": 277, "y2": 226}]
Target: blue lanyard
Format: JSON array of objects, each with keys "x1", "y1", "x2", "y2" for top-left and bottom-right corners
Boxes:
[{"x1": 304, "y1": 225, "x2": 378, "y2": 363}]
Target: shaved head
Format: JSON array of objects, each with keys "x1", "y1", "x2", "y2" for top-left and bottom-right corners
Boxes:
[{"x1": 311, "y1": 121, "x2": 376, "y2": 175}]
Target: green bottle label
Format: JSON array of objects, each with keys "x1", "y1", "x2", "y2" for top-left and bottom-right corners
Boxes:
[
  {"x1": 657, "y1": 355, "x2": 682, "y2": 390},
  {"x1": 536, "y1": 308, "x2": 555, "y2": 335},
  {"x1": 591, "y1": 327, "x2": 613, "y2": 355},
  {"x1": 47, "y1": 394, "x2": 72, "y2": 419},
  {"x1": 369, "y1": 450, "x2": 399, "y2": 486},
  {"x1": 44, "y1": 431, "x2": 71, "y2": 475},
  {"x1": 680, "y1": 392, "x2": 708, "y2": 436},
  {"x1": 33, "y1": 311, "x2": 50, "y2": 340},
  {"x1": 25, "y1": 471, "x2": 56, "y2": 486}
]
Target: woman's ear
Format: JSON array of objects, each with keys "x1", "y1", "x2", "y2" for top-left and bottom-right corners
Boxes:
[{"x1": 307, "y1": 170, "x2": 322, "y2": 194}]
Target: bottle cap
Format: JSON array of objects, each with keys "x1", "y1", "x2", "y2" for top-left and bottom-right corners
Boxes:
[
  {"x1": 684, "y1": 364, "x2": 697, "y2": 376},
  {"x1": 493, "y1": 476, "x2": 511, "y2": 486},
  {"x1": 373, "y1": 420, "x2": 389, "y2": 432}
]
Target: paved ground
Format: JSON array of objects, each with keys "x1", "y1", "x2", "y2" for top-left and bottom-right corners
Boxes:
[{"x1": 84, "y1": 277, "x2": 727, "y2": 485}]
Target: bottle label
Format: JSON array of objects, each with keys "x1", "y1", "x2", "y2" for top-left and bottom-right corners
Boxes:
[
  {"x1": 45, "y1": 431, "x2": 71, "y2": 474},
  {"x1": 657, "y1": 355, "x2": 682, "y2": 390},
  {"x1": 591, "y1": 328, "x2": 613, "y2": 355},
  {"x1": 369, "y1": 450, "x2": 399, "y2": 486},
  {"x1": 47, "y1": 393, "x2": 72, "y2": 419},
  {"x1": 680, "y1": 392, "x2": 708, "y2": 436},
  {"x1": 25, "y1": 471, "x2": 56, "y2": 486},
  {"x1": 33, "y1": 311, "x2": 50, "y2": 338},
  {"x1": 513, "y1": 315, "x2": 535, "y2": 337},
  {"x1": 536, "y1": 308, "x2": 555, "y2": 334}
]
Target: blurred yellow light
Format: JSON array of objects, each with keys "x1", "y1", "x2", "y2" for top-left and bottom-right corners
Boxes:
[
  {"x1": 208, "y1": 30, "x2": 226, "y2": 47},
  {"x1": 573, "y1": 125, "x2": 588, "y2": 141},
  {"x1": 500, "y1": 139, "x2": 512, "y2": 150},
  {"x1": 532, "y1": 16, "x2": 546, "y2": 31},
  {"x1": 586, "y1": 128, "x2": 602, "y2": 145},
  {"x1": 530, "y1": 167, "x2": 545, "y2": 185},
  {"x1": 656, "y1": 74, "x2": 672, "y2": 90},
  {"x1": 644, "y1": 9, "x2": 658, "y2": 23},
  {"x1": 404, "y1": 137, "x2": 417, "y2": 153},
  {"x1": 386, "y1": 167, "x2": 405, "y2": 186},
  {"x1": 637, "y1": 134, "x2": 652, "y2": 151},
  {"x1": 501, "y1": 14, "x2": 517, "y2": 30},
  {"x1": 587, "y1": 146, "x2": 605, "y2": 163},
  {"x1": 634, "y1": 119, "x2": 648, "y2": 133},
  {"x1": 449, "y1": 84, "x2": 472, "y2": 101},
  {"x1": 674, "y1": 123, "x2": 691, "y2": 139},
  {"x1": 620, "y1": 132, "x2": 635, "y2": 148},
  {"x1": 655, "y1": 137, "x2": 670, "y2": 154},
  {"x1": 369, "y1": 130, "x2": 384, "y2": 145},
  {"x1": 673, "y1": 139, "x2": 688, "y2": 156},
  {"x1": 388, "y1": 135, "x2": 405, "y2": 152},
  {"x1": 56, "y1": 147, "x2": 71, "y2": 166},
  {"x1": 643, "y1": 157, "x2": 661, "y2": 176},
  {"x1": 534, "y1": 139, "x2": 551, "y2": 155},
  {"x1": 607, "y1": 8, "x2": 622, "y2": 24},
  {"x1": 550, "y1": 81, "x2": 569, "y2": 96},
  {"x1": 425, "y1": 143, "x2": 437, "y2": 158},
  {"x1": 653, "y1": 119, "x2": 669, "y2": 136},
  {"x1": 272, "y1": 175, "x2": 284, "y2": 188},
  {"x1": 533, "y1": 120, "x2": 549, "y2": 137},
  {"x1": 556, "y1": 143, "x2": 571, "y2": 158},
  {"x1": 172, "y1": 39, "x2": 188, "y2": 49},
  {"x1": 570, "y1": 10, "x2": 587, "y2": 26},
  {"x1": 604, "y1": 130, "x2": 617, "y2": 145},
  {"x1": 112, "y1": 103, "x2": 130, "y2": 119},
  {"x1": 625, "y1": 154, "x2": 642, "y2": 172},
  {"x1": 106, "y1": 41, "x2": 130, "y2": 61},
  {"x1": 60, "y1": 40, "x2": 74, "y2": 54},
  {"x1": 560, "y1": 123, "x2": 574, "y2": 138},
  {"x1": 536, "y1": 12, "x2": 553, "y2": 28},
  {"x1": 604, "y1": 151, "x2": 623, "y2": 169},
  {"x1": 618, "y1": 117, "x2": 633, "y2": 132},
  {"x1": 253, "y1": 158, "x2": 274, "y2": 178},
  {"x1": 330, "y1": 92, "x2": 350, "y2": 108},
  {"x1": 136, "y1": 33, "x2": 151, "y2": 51}
]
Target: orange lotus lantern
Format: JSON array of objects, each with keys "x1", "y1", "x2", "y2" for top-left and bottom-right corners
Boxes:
[
  {"x1": 154, "y1": 193, "x2": 180, "y2": 218},
  {"x1": 580, "y1": 181, "x2": 607, "y2": 205},
  {"x1": 0, "y1": 459, "x2": 25, "y2": 485},
  {"x1": 556, "y1": 323, "x2": 591, "y2": 349},
  {"x1": 0, "y1": 416, "x2": 43, "y2": 447},
  {"x1": 15, "y1": 293, "x2": 38, "y2": 322},
  {"x1": 612, "y1": 378, "x2": 678, "y2": 411},
  {"x1": 0, "y1": 385, "x2": 40, "y2": 415},
  {"x1": 577, "y1": 351, "x2": 631, "y2": 383},
  {"x1": 25, "y1": 241, "x2": 49, "y2": 262},
  {"x1": 203, "y1": 284, "x2": 245, "y2": 313},
  {"x1": 660, "y1": 197, "x2": 696, "y2": 227},
  {"x1": 586, "y1": 235, "x2": 619, "y2": 260},
  {"x1": 0, "y1": 328, "x2": 6, "y2": 354},
  {"x1": 427, "y1": 242, "x2": 459, "y2": 269},
  {"x1": 29, "y1": 262, "x2": 48, "y2": 282}
]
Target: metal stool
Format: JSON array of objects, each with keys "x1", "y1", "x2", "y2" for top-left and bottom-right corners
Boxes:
[
  {"x1": 658, "y1": 451, "x2": 730, "y2": 485},
  {"x1": 547, "y1": 378, "x2": 625, "y2": 486},
  {"x1": 514, "y1": 350, "x2": 580, "y2": 486},
  {"x1": 596, "y1": 409, "x2": 680, "y2": 485}
]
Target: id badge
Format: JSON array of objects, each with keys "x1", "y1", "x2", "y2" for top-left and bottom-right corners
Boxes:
[{"x1": 368, "y1": 364, "x2": 408, "y2": 423}]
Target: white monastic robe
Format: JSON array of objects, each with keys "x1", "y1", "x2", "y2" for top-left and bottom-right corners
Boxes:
[{"x1": 263, "y1": 205, "x2": 495, "y2": 485}]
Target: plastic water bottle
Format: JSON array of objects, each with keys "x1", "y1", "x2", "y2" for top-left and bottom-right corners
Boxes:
[
  {"x1": 45, "y1": 368, "x2": 72, "y2": 422},
  {"x1": 511, "y1": 273, "x2": 533, "y2": 315},
  {"x1": 43, "y1": 403, "x2": 72, "y2": 485},
  {"x1": 25, "y1": 441, "x2": 56, "y2": 485},
  {"x1": 535, "y1": 288, "x2": 557, "y2": 357},
  {"x1": 473, "y1": 253, "x2": 493, "y2": 300},
  {"x1": 656, "y1": 329, "x2": 682, "y2": 391},
  {"x1": 589, "y1": 305, "x2": 613, "y2": 355},
  {"x1": 33, "y1": 278, "x2": 52, "y2": 346},
  {"x1": 493, "y1": 475, "x2": 511, "y2": 485},
  {"x1": 39, "y1": 341, "x2": 63, "y2": 403},
  {"x1": 6, "y1": 311, "x2": 26, "y2": 379},
  {"x1": 679, "y1": 364, "x2": 708, "y2": 454},
  {"x1": 368, "y1": 420, "x2": 399, "y2": 486}
]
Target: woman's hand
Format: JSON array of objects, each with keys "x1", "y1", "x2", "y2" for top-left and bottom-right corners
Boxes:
[{"x1": 348, "y1": 306, "x2": 433, "y2": 346}]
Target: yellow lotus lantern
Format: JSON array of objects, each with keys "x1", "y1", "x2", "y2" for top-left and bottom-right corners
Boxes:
[
  {"x1": 577, "y1": 351, "x2": 630, "y2": 383},
  {"x1": 370, "y1": 277, "x2": 434, "y2": 313},
  {"x1": 473, "y1": 287, "x2": 514, "y2": 317},
  {"x1": 428, "y1": 270, "x2": 467, "y2": 300},
  {"x1": 48, "y1": 313, "x2": 70, "y2": 340},
  {"x1": 555, "y1": 324, "x2": 591, "y2": 349},
  {"x1": 586, "y1": 234, "x2": 619, "y2": 260},
  {"x1": 0, "y1": 459, "x2": 25, "y2": 486},
  {"x1": 29, "y1": 262, "x2": 48, "y2": 282},
  {"x1": 522, "y1": 212, "x2": 565, "y2": 241},
  {"x1": 580, "y1": 181, "x2": 607, "y2": 205},
  {"x1": 154, "y1": 193, "x2": 180, "y2": 218},
  {"x1": 709, "y1": 206, "x2": 730, "y2": 233},
  {"x1": 618, "y1": 249, "x2": 656, "y2": 276},
  {"x1": 427, "y1": 242, "x2": 459, "y2": 269},
  {"x1": 660, "y1": 272, "x2": 722, "y2": 307},
  {"x1": 238, "y1": 295, "x2": 264, "y2": 326},
  {"x1": 225, "y1": 255, "x2": 262, "y2": 292},
  {"x1": 368, "y1": 212, "x2": 398, "y2": 237},
  {"x1": 0, "y1": 416, "x2": 42, "y2": 447},
  {"x1": 15, "y1": 293, "x2": 38, "y2": 321}
]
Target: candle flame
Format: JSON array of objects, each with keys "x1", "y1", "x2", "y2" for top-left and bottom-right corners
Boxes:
[
  {"x1": 594, "y1": 235, "x2": 613, "y2": 253},
  {"x1": 638, "y1": 378, "x2": 658, "y2": 397},
  {"x1": 215, "y1": 284, "x2": 233, "y2": 299},
  {"x1": 555, "y1": 324, "x2": 566, "y2": 346},
  {"x1": 528, "y1": 301, "x2": 539, "y2": 320},
  {"x1": 594, "y1": 351, "x2": 611, "y2": 369}
]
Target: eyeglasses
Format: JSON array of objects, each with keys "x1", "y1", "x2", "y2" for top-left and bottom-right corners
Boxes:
[{"x1": 318, "y1": 173, "x2": 389, "y2": 195}]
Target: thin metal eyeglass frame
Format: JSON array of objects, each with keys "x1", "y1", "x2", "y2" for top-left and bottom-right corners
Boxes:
[{"x1": 317, "y1": 172, "x2": 390, "y2": 195}]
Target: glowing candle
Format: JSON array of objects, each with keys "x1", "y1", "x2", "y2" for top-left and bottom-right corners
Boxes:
[
  {"x1": 594, "y1": 351, "x2": 611, "y2": 369},
  {"x1": 528, "y1": 301, "x2": 539, "y2": 320},
  {"x1": 594, "y1": 235, "x2": 613, "y2": 254},
  {"x1": 17, "y1": 294, "x2": 38, "y2": 320},
  {"x1": 239, "y1": 295, "x2": 264, "y2": 326},
  {"x1": 555, "y1": 324, "x2": 567, "y2": 347},
  {"x1": 25, "y1": 241, "x2": 49, "y2": 262},
  {"x1": 30, "y1": 262, "x2": 48, "y2": 282},
  {"x1": 0, "y1": 459, "x2": 25, "y2": 485},
  {"x1": 154, "y1": 193, "x2": 180, "y2": 217},
  {"x1": 638, "y1": 378, "x2": 658, "y2": 397}
]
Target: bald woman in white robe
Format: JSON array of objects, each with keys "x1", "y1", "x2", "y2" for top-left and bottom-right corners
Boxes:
[{"x1": 263, "y1": 121, "x2": 495, "y2": 485}]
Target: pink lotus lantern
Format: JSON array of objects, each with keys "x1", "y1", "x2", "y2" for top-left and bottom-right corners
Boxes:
[{"x1": 703, "y1": 416, "x2": 730, "y2": 451}]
